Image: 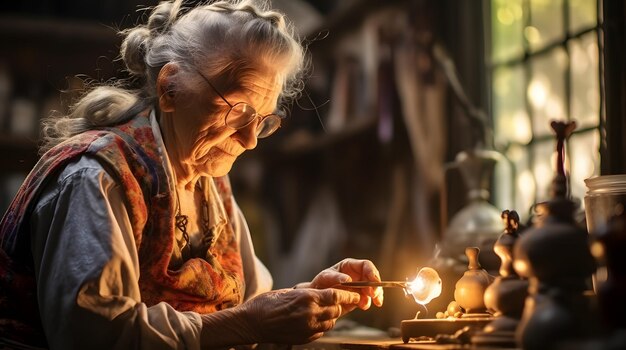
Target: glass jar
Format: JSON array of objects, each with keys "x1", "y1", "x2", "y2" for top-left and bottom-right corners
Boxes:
[{"x1": 584, "y1": 175, "x2": 626, "y2": 234}]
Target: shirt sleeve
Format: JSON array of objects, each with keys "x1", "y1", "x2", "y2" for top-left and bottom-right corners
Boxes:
[
  {"x1": 228, "y1": 196, "x2": 273, "y2": 301},
  {"x1": 29, "y1": 156, "x2": 202, "y2": 350}
]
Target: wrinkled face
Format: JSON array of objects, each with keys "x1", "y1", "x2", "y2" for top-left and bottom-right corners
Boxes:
[{"x1": 170, "y1": 70, "x2": 282, "y2": 177}]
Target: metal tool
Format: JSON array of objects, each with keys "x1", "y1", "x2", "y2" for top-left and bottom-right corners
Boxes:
[{"x1": 339, "y1": 281, "x2": 408, "y2": 288}]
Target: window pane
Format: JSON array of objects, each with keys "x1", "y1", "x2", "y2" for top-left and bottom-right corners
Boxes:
[
  {"x1": 569, "y1": 130, "x2": 600, "y2": 205},
  {"x1": 489, "y1": 0, "x2": 600, "y2": 221},
  {"x1": 506, "y1": 144, "x2": 535, "y2": 220},
  {"x1": 569, "y1": 0, "x2": 597, "y2": 33},
  {"x1": 529, "y1": 0, "x2": 564, "y2": 52},
  {"x1": 528, "y1": 48, "x2": 568, "y2": 136},
  {"x1": 492, "y1": 0, "x2": 524, "y2": 62},
  {"x1": 532, "y1": 140, "x2": 555, "y2": 202},
  {"x1": 493, "y1": 65, "x2": 530, "y2": 147},
  {"x1": 569, "y1": 33, "x2": 600, "y2": 129}
]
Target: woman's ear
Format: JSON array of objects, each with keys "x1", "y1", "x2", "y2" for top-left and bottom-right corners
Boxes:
[{"x1": 157, "y1": 63, "x2": 179, "y2": 112}]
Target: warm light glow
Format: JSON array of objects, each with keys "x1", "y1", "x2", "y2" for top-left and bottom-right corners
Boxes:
[
  {"x1": 590, "y1": 241, "x2": 605, "y2": 259},
  {"x1": 517, "y1": 170, "x2": 536, "y2": 200},
  {"x1": 494, "y1": 69, "x2": 512, "y2": 97},
  {"x1": 596, "y1": 266, "x2": 608, "y2": 284},
  {"x1": 528, "y1": 78, "x2": 549, "y2": 108},
  {"x1": 545, "y1": 97, "x2": 564, "y2": 119},
  {"x1": 512, "y1": 110, "x2": 532, "y2": 144},
  {"x1": 507, "y1": 145, "x2": 525, "y2": 162},
  {"x1": 516, "y1": 170, "x2": 536, "y2": 219},
  {"x1": 511, "y1": 4, "x2": 523, "y2": 20},
  {"x1": 497, "y1": 8, "x2": 514, "y2": 25},
  {"x1": 513, "y1": 259, "x2": 530, "y2": 276},
  {"x1": 498, "y1": 111, "x2": 531, "y2": 145},
  {"x1": 534, "y1": 161, "x2": 553, "y2": 198},
  {"x1": 573, "y1": 152, "x2": 594, "y2": 181},
  {"x1": 406, "y1": 267, "x2": 442, "y2": 305},
  {"x1": 524, "y1": 26, "x2": 541, "y2": 45}
]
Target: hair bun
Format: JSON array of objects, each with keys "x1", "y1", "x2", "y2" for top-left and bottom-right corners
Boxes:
[
  {"x1": 148, "y1": 0, "x2": 182, "y2": 36},
  {"x1": 120, "y1": 26, "x2": 151, "y2": 77}
]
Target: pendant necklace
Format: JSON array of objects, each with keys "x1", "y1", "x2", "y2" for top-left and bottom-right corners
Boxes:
[{"x1": 174, "y1": 181, "x2": 215, "y2": 260}]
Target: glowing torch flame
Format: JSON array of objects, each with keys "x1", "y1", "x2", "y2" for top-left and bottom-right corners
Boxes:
[{"x1": 405, "y1": 267, "x2": 442, "y2": 305}]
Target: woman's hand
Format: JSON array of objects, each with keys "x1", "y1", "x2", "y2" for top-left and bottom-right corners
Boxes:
[
  {"x1": 304, "y1": 258, "x2": 384, "y2": 312},
  {"x1": 237, "y1": 288, "x2": 361, "y2": 344}
]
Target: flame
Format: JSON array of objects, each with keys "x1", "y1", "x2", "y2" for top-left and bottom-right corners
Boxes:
[{"x1": 406, "y1": 267, "x2": 442, "y2": 305}]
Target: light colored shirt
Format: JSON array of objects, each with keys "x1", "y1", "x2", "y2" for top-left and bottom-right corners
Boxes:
[{"x1": 29, "y1": 112, "x2": 272, "y2": 350}]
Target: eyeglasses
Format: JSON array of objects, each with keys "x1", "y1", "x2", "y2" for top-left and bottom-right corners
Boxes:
[{"x1": 195, "y1": 70, "x2": 283, "y2": 139}]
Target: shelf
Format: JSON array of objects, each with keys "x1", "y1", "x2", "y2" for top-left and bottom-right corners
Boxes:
[
  {"x1": 0, "y1": 15, "x2": 123, "y2": 85},
  {"x1": 0, "y1": 16, "x2": 121, "y2": 173}
]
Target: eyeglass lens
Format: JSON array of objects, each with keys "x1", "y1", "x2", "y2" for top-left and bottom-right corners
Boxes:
[{"x1": 226, "y1": 103, "x2": 281, "y2": 138}]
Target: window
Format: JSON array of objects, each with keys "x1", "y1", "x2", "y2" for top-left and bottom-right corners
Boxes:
[{"x1": 489, "y1": 0, "x2": 600, "y2": 217}]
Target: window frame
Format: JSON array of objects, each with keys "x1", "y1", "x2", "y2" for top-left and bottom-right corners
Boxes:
[{"x1": 485, "y1": 0, "x2": 601, "y2": 216}]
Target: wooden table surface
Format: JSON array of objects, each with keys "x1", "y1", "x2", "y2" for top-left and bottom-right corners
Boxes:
[{"x1": 292, "y1": 336, "x2": 519, "y2": 350}]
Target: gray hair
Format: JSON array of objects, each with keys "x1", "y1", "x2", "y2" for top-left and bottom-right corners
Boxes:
[{"x1": 40, "y1": 0, "x2": 307, "y2": 153}]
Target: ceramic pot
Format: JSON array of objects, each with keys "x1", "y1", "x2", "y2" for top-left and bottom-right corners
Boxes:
[{"x1": 454, "y1": 247, "x2": 493, "y2": 313}]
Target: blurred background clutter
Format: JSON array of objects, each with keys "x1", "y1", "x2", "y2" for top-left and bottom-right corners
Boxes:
[{"x1": 1, "y1": 0, "x2": 624, "y2": 334}]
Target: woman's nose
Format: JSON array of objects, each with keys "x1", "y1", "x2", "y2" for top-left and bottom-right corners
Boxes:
[{"x1": 234, "y1": 120, "x2": 258, "y2": 149}]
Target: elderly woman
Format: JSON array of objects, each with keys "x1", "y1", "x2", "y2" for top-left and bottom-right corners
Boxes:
[{"x1": 0, "y1": 1, "x2": 384, "y2": 349}]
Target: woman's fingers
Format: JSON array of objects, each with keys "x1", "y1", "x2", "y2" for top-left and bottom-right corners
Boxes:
[
  {"x1": 309, "y1": 268, "x2": 353, "y2": 289},
  {"x1": 372, "y1": 286, "x2": 384, "y2": 306},
  {"x1": 360, "y1": 286, "x2": 384, "y2": 308},
  {"x1": 243, "y1": 288, "x2": 362, "y2": 344},
  {"x1": 309, "y1": 260, "x2": 385, "y2": 311},
  {"x1": 358, "y1": 295, "x2": 372, "y2": 310},
  {"x1": 318, "y1": 287, "x2": 360, "y2": 307},
  {"x1": 310, "y1": 259, "x2": 384, "y2": 290},
  {"x1": 316, "y1": 319, "x2": 337, "y2": 333},
  {"x1": 317, "y1": 303, "x2": 343, "y2": 321},
  {"x1": 340, "y1": 259, "x2": 381, "y2": 282}
]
